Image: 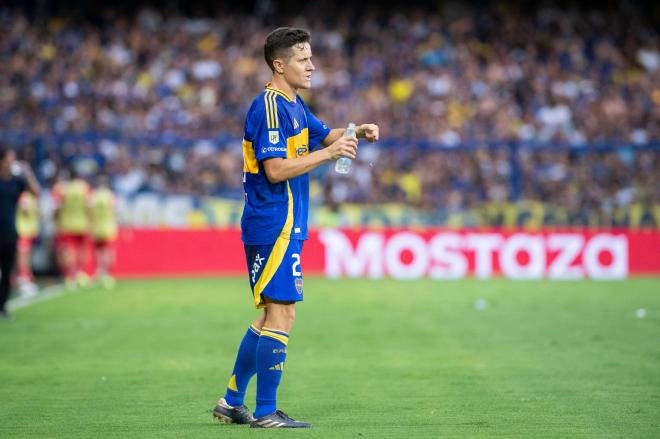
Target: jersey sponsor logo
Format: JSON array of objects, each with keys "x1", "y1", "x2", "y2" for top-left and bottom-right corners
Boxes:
[
  {"x1": 296, "y1": 146, "x2": 308, "y2": 156},
  {"x1": 251, "y1": 253, "x2": 265, "y2": 283},
  {"x1": 293, "y1": 118, "x2": 299, "y2": 129},
  {"x1": 294, "y1": 277, "x2": 303, "y2": 295},
  {"x1": 261, "y1": 146, "x2": 286, "y2": 153},
  {"x1": 269, "y1": 131, "x2": 279, "y2": 144}
]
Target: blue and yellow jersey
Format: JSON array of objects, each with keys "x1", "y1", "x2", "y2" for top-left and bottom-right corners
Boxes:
[{"x1": 241, "y1": 84, "x2": 330, "y2": 245}]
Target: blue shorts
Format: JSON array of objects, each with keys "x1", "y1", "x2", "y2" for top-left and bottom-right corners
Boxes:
[{"x1": 244, "y1": 239, "x2": 304, "y2": 309}]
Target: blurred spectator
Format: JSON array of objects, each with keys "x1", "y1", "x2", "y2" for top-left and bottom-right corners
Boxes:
[{"x1": 0, "y1": 2, "x2": 658, "y2": 223}]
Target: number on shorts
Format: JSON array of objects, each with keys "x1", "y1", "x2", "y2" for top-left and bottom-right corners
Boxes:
[{"x1": 291, "y1": 253, "x2": 301, "y2": 276}]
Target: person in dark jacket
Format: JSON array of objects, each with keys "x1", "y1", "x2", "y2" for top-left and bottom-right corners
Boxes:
[{"x1": 0, "y1": 145, "x2": 41, "y2": 318}]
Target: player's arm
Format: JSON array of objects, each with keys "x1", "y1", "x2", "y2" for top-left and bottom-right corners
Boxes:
[
  {"x1": 51, "y1": 183, "x2": 63, "y2": 221},
  {"x1": 18, "y1": 194, "x2": 30, "y2": 215},
  {"x1": 20, "y1": 161, "x2": 41, "y2": 196},
  {"x1": 262, "y1": 136, "x2": 358, "y2": 184},
  {"x1": 320, "y1": 124, "x2": 380, "y2": 147}
]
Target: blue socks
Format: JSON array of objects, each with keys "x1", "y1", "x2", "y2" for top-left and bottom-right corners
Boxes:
[
  {"x1": 223, "y1": 325, "x2": 260, "y2": 407},
  {"x1": 254, "y1": 327, "x2": 289, "y2": 418},
  {"x1": 222, "y1": 324, "x2": 289, "y2": 418}
]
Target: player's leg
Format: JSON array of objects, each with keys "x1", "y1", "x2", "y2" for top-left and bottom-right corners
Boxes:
[
  {"x1": 213, "y1": 310, "x2": 266, "y2": 424},
  {"x1": 57, "y1": 236, "x2": 76, "y2": 289},
  {"x1": 223, "y1": 311, "x2": 266, "y2": 406},
  {"x1": 16, "y1": 238, "x2": 37, "y2": 297},
  {"x1": 251, "y1": 300, "x2": 309, "y2": 428},
  {"x1": 0, "y1": 240, "x2": 18, "y2": 317},
  {"x1": 254, "y1": 301, "x2": 295, "y2": 417},
  {"x1": 95, "y1": 241, "x2": 116, "y2": 289},
  {"x1": 250, "y1": 239, "x2": 309, "y2": 428},
  {"x1": 16, "y1": 238, "x2": 32, "y2": 282},
  {"x1": 74, "y1": 235, "x2": 90, "y2": 288}
]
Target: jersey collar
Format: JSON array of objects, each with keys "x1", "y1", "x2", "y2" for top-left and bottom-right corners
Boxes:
[{"x1": 265, "y1": 83, "x2": 294, "y2": 102}]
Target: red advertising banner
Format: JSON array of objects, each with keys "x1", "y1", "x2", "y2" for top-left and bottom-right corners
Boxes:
[{"x1": 114, "y1": 228, "x2": 660, "y2": 279}]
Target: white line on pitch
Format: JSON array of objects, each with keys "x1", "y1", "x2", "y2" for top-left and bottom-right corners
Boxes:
[{"x1": 7, "y1": 283, "x2": 66, "y2": 311}]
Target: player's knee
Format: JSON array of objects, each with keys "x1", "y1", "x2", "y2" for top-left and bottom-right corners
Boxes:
[
  {"x1": 273, "y1": 304, "x2": 296, "y2": 326},
  {"x1": 265, "y1": 302, "x2": 296, "y2": 331},
  {"x1": 283, "y1": 304, "x2": 296, "y2": 325},
  {"x1": 253, "y1": 313, "x2": 267, "y2": 330}
]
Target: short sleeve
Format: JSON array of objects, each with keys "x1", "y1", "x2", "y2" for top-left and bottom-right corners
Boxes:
[
  {"x1": 300, "y1": 98, "x2": 331, "y2": 150},
  {"x1": 250, "y1": 94, "x2": 288, "y2": 162}
]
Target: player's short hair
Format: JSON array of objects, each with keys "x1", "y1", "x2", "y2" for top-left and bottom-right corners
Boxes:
[{"x1": 264, "y1": 27, "x2": 311, "y2": 72}]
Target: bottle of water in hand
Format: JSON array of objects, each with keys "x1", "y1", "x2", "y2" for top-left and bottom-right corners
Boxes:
[{"x1": 335, "y1": 122, "x2": 356, "y2": 174}]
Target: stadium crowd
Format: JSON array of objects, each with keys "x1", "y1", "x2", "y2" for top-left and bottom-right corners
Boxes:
[{"x1": 0, "y1": 2, "x2": 658, "y2": 216}]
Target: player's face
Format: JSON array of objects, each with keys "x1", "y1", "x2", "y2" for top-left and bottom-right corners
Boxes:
[{"x1": 283, "y1": 42, "x2": 314, "y2": 90}]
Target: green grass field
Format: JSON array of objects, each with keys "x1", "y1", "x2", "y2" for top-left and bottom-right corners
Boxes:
[{"x1": 1, "y1": 277, "x2": 659, "y2": 438}]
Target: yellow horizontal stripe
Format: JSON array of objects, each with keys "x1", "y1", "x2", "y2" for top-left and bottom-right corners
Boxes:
[
  {"x1": 261, "y1": 330, "x2": 289, "y2": 346},
  {"x1": 261, "y1": 327, "x2": 289, "y2": 335},
  {"x1": 249, "y1": 324, "x2": 261, "y2": 335}
]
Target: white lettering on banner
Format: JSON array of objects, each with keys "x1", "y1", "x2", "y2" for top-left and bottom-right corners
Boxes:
[
  {"x1": 384, "y1": 232, "x2": 429, "y2": 279},
  {"x1": 582, "y1": 234, "x2": 628, "y2": 279},
  {"x1": 465, "y1": 234, "x2": 502, "y2": 279},
  {"x1": 318, "y1": 229, "x2": 384, "y2": 278},
  {"x1": 547, "y1": 234, "x2": 584, "y2": 279},
  {"x1": 429, "y1": 233, "x2": 467, "y2": 279},
  {"x1": 320, "y1": 230, "x2": 629, "y2": 280},
  {"x1": 500, "y1": 234, "x2": 545, "y2": 279}
]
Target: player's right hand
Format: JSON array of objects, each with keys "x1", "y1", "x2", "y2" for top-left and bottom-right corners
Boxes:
[{"x1": 326, "y1": 136, "x2": 358, "y2": 161}]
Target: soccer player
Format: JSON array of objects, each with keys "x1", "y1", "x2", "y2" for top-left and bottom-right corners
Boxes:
[
  {"x1": 0, "y1": 145, "x2": 41, "y2": 318},
  {"x1": 52, "y1": 169, "x2": 92, "y2": 290},
  {"x1": 212, "y1": 28, "x2": 379, "y2": 428},
  {"x1": 16, "y1": 191, "x2": 40, "y2": 297},
  {"x1": 90, "y1": 176, "x2": 118, "y2": 289}
]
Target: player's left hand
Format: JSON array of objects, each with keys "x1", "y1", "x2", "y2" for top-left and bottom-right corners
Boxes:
[{"x1": 357, "y1": 124, "x2": 379, "y2": 143}]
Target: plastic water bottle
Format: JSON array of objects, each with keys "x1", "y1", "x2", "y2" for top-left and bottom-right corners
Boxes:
[{"x1": 335, "y1": 123, "x2": 356, "y2": 174}]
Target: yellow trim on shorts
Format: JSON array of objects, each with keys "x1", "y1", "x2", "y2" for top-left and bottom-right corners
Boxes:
[{"x1": 253, "y1": 182, "x2": 294, "y2": 308}]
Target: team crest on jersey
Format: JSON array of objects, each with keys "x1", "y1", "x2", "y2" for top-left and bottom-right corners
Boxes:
[
  {"x1": 294, "y1": 277, "x2": 303, "y2": 295},
  {"x1": 293, "y1": 118, "x2": 299, "y2": 129},
  {"x1": 269, "y1": 131, "x2": 279, "y2": 144}
]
